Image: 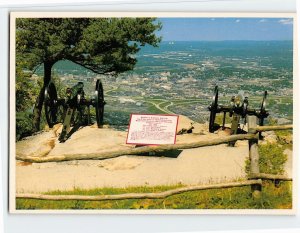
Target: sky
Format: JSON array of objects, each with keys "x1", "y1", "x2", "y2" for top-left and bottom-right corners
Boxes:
[{"x1": 157, "y1": 18, "x2": 293, "y2": 41}]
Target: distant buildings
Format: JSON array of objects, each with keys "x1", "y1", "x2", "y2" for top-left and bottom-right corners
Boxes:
[{"x1": 47, "y1": 49, "x2": 292, "y2": 122}]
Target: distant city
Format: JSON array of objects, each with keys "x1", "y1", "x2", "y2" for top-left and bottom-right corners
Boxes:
[{"x1": 42, "y1": 41, "x2": 293, "y2": 128}]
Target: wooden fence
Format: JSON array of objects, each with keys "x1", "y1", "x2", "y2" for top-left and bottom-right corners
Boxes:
[{"x1": 16, "y1": 116, "x2": 293, "y2": 201}]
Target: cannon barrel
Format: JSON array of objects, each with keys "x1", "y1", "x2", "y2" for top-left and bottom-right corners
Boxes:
[{"x1": 208, "y1": 86, "x2": 269, "y2": 136}]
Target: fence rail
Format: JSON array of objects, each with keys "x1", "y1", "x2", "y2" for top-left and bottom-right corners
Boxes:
[
  {"x1": 249, "y1": 173, "x2": 292, "y2": 181},
  {"x1": 17, "y1": 133, "x2": 258, "y2": 163},
  {"x1": 17, "y1": 180, "x2": 263, "y2": 201},
  {"x1": 252, "y1": 124, "x2": 293, "y2": 132}
]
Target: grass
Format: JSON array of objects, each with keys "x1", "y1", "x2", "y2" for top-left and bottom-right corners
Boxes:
[
  {"x1": 258, "y1": 143, "x2": 287, "y2": 175},
  {"x1": 215, "y1": 113, "x2": 232, "y2": 126},
  {"x1": 245, "y1": 142, "x2": 288, "y2": 176},
  {"x1": 16, "y1": 181, "x2": 292, "y2": 210},
  {"x1": 245, "y1": 128, "x2": 292, "y2": 175},
  {"x1": 275, "y1": 130, "x2": 293, "y2": 150}
]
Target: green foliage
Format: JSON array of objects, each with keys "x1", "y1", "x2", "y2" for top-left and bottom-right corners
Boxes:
[
  {"x1": 15, "y1": 62, "x2": 41, "y2": 140},
  {"x1": 258, "y1": 143, "x2": 287, "y2": 175},
  {"x1": 275, "y1": 130, "x2": 293, "y2": 150},
  {"x1": 16, "y1": 17, "x2": 161, "y2": 132},
  {"x1": 16, "y1": 18, "x2": 162, "y2": 75},
  {"x1": 16, "y1": 112, "x2": 34, "y2": 140},
  {"x1": 214, "y1": 113, "x2": 232, "y2": 125},
  {"x1": 245, "y1": 159, "x2": 251, "y2": 175},
  {"x1": 46, "y1": 185, "x2": 183, "y2": 196},
  {"x1": 245, "y1": 143, "x2": 287, "y2": 176},
  {"x1": 52, "y1": 74, "x2": 67, "y2": 99},
  {"x1": 78, "y1": 18, "x2": 162, "y2": 74},
  {"x1": 267, "y1": 117, "x2": 278, "y2": 126},
  {"x1": 15, "y1": 66, "x2": 64, "y2": 140},
  {"x1": 275, "y1": 130, "x2": 292, "y2": 138},
  {"x1": 245, "y1": 127, "x2": 292, "y2": 176},
  {"x1": 16, "y1": 63, "x2": 39, "y2": 112},
  {"x1": 16, "y1": 181, "x2": 292, "y2": 210}
]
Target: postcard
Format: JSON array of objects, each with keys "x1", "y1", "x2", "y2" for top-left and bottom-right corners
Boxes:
[{"x1": 10, "y1": 12, "x2": 295, "y2": 214}]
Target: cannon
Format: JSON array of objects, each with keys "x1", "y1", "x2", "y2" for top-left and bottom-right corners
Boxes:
[
  {"x1": 44, "y1": 79, "x2": 106, "y2": 142},
  {"x1": 208, "y1": 86, "x2": 268, "y2": 139}
]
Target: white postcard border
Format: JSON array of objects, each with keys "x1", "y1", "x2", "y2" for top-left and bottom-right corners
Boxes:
[{"x1": 9, "y1": 11, "x2": 298, "y2": 214}]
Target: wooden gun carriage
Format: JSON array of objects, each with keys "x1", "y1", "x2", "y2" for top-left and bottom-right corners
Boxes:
[
  {"x1": 208, "y1": 86, "x2": 269, "y2": 144},
  {"x1": 44, "y1": 80, "x2": 106, "y2": 142}
]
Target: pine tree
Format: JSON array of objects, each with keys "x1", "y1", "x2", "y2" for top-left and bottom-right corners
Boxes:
[{"x1": 16, "y1": 18, "x2": 161, "y2": 131}]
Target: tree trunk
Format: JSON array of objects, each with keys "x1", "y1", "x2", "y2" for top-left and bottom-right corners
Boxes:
[{"x1": 32, "y1": 61, "x2": 53, "y2": 132}]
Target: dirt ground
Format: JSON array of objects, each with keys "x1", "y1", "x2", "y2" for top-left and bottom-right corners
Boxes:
[{"x1": 16, "y1": 142, "x2": 249, "y2": 193}]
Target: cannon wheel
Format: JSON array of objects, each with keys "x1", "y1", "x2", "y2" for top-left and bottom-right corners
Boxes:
[
  {"x1": 259, "y1": 91, "x2": 268, "y2": 126},
  {"x1": 44, "y1": 82, "x2": 59, "y2": 128},
  {"x1": 209, "y1": 86, "x2": 218, "y2": 133},
  {"x1": 95, "y1": 79, "x2": 105, "y2": 128}
]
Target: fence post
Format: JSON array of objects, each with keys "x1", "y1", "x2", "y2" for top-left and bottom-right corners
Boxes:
[{"x1": 247, "y1": 115, "x2": 262, "y2": 199}]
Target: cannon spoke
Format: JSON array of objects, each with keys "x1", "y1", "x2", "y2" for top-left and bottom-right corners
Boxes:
[
  {"x1": 95, "y1": 79, "x2": 105, "y2": 128},
  {"x1": 208, "y1": 85, "x2": 218, "y2": 133}
]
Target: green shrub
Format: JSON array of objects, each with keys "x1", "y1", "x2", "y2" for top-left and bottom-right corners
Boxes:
[
  {"x1": 258, "y1": 143, "x2": 287, "y2": 175},
  {"x1": 16, "y1": 111, "x2": 34, "y2": 141}
]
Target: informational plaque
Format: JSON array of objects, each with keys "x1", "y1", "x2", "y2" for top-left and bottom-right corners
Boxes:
[{"x1": 126, "y1": 114, "x2": 179, "y2": 145}]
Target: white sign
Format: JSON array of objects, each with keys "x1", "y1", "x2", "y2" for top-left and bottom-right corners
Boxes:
[{"x1": 126, "y1": 114, "x2": 179, "y2": 145}]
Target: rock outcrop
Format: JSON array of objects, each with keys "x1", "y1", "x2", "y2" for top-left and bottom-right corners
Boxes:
[{"x1": 16, "y1": 115, "x2": 218, "y2": 160}]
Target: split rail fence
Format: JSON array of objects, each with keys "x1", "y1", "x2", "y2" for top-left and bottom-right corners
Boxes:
[{"x1": 16, "y1": 116, "x2": 293, "y2": 201}]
